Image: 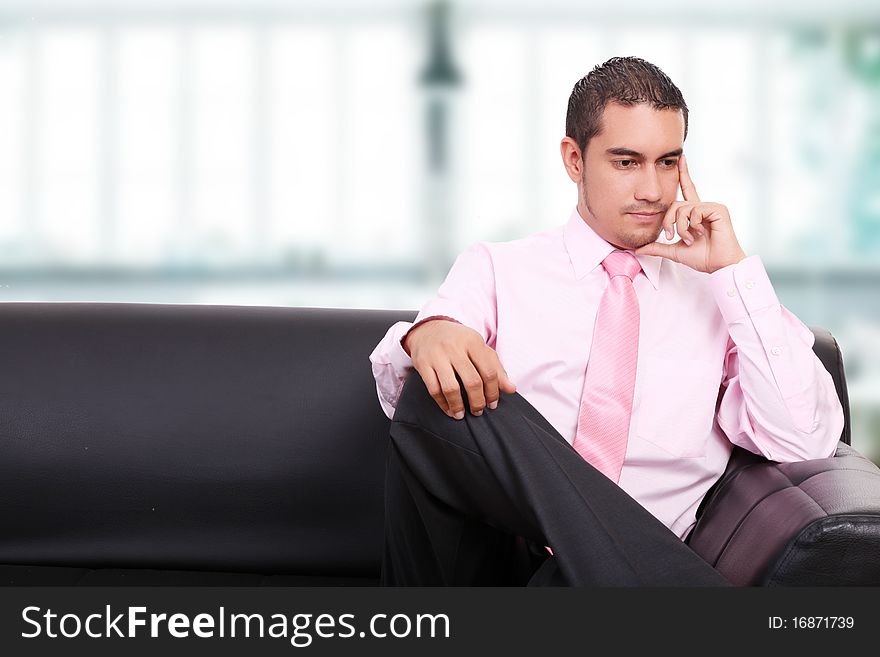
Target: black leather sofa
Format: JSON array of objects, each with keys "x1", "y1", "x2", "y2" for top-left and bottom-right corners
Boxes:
[{"x1": 1, "y1": 302, "x2": 878, "y2": 586}]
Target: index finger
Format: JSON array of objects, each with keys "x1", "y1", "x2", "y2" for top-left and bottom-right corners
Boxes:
[{"x1": 678, "y1": 152, "x2": 701, "y2": 203}]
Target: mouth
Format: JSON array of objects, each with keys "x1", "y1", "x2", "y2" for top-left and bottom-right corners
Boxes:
[{"x1": 628, "y1": 212, "x2": 662, "y2": 222}]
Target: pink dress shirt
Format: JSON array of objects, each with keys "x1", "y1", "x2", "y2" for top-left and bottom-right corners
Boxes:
[{"x1": 369, "y1": 207, "x2": 844, "y2": 541}]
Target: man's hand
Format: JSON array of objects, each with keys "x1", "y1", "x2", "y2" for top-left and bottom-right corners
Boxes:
[
  {"x1": 404, "y1": 319, "x2": 517, "y2": 420},
  {"x1": 634, "y1": 153, "x2": 747, "y2": 273}
]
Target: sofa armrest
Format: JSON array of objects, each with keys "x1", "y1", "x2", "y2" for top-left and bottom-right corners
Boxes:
[{"x1": 687, "y1": 442, "x2": 880, "y2": 586}]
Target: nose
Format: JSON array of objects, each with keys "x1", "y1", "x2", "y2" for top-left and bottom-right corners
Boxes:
[{"x1": 634, "y1": 166, "x2": 662, "y2": 203}]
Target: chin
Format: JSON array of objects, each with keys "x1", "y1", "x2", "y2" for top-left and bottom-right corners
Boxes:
[{"x1": 614, "y1": 231, "x2": 660, "y2": 251}]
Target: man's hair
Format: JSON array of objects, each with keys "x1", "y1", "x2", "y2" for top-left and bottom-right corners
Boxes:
[{"x1": 565, "y1": 56, "x2": 689, "y2": 156}]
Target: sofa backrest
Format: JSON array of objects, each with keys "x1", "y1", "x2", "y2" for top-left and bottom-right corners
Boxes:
[
  {"x1": 808, "y1": 326, "x2": 851, "y2": 446},
  {"x1": 0, "y1": 302, "x2": 415, "y2": 578},
  {"x1": 0, "y1": 303, "x2": 849, "y2": 578}
]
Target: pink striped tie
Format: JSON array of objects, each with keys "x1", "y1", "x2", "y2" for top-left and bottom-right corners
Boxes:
[{"x1": 572, "y1": 250, "x2": 642, "y2": 483}]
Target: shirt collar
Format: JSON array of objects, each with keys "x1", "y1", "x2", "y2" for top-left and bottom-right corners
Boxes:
[{"x1": 562, "y1": 206, "x2": 663, "y2": 290}]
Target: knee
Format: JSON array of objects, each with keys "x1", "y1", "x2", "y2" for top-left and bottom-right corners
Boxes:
[
  {"x1": 391, "y1": 373, "x2": 484, "y2": 456},
  {"x1": 395, "y1": 369, "x2": 533, "y2": 429},
  {"x1": 394, "y1": 370, "x2": 466, "y2": 426}
]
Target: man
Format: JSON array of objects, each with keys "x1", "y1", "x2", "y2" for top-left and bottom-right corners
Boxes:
[{"x1": 368, "y1": 56, "x2": 844, "y2": 586}]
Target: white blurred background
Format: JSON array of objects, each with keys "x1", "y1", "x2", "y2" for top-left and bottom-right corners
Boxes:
[{"x1": 1, "y1": 0, "x2": 879, "y2": 461}]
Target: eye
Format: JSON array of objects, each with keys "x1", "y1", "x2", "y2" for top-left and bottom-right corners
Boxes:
[
  {"x1": 614, "y1": 160, "x2": 635, "y2": 168},
  {"x1": 660, "y1": 159, "x2": 678, "y2": 167}
]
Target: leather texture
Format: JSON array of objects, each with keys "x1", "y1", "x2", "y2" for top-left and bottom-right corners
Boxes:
[
  {"x1": 0, "y1": 304, "x2": 874, "y2": 586},
  {"x1": 687, "y1": 326, "x2": 880, "y2": 586},
  {"x1": 688, "y1": 442, "x2": 880, "y2": 585},
  {"x1": 0, "y1": 303, "x2": 417, "y2": 585}
]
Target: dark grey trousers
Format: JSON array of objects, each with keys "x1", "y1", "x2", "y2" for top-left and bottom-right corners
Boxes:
[{"x1": 380, "y1": 372, "x2": 732, "y2": 587}]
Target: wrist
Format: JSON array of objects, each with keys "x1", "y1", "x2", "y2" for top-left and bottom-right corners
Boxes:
[
  {"x1": 402, "y1": 330, "x2": 417, "y2": 357},
  {"x1": 712, "y1": 250, "x2": 747, "y2": 273}
]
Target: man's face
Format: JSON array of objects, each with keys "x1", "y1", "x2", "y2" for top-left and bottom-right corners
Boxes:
[{"x1": 578, "y1": 102, "x2": 685, "y2": 250}]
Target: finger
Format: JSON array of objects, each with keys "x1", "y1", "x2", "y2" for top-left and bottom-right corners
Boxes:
[
  {"x1": 434, "y1": 362, "x2": 466, "y2": 419},
  {"x1": 498, "y1": 362, "x2": 517, "y2": 395},
  {"x1": 634, "y1": 241, "x2": 681, "y2": 261},
  {"x1": 469, "y1": 346, "x2": 501, "y2": 410},
  {"x1": 661, "y1": 201, "x2": 681, "y2": 241},
  {"x1": 678, "y1": 153, "x2": 701, "y2": 203},
  {"x1": 471, "y1": 347, "x2": 516, "y2": 408},
  {"x1": 415, "y1": 364, "x2": 450, "y2": 415},
  {"x1": 675, "y1": 205, "x2": 694, "y2": 245},
  {"x1": 688, "y1": 207, "x2": 706, "y2": 237},
  {"x1": 487, "y1": 352, "x2": 518, "y2": 397},
  {"x1": 450, "y1": 353, "x2": 488, "y2": 417},
  {"x1": 685, "y1": 205, "x2": 701, "y2": 242}
]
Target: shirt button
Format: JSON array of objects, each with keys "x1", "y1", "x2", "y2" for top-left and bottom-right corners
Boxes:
[
  {"x1": 745, "y1": 280, "x2": 756, "y2": 289},
  {"x1": 726, "y1": 288, "x2": 736, "y2": 297},
  {"x1": 770, "y1": 346, "x2": 782, "y2": 356}
]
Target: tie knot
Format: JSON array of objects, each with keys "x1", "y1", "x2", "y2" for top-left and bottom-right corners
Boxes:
[{"x1": 602, "y1": 250, "x2": 642, "y2": 282}]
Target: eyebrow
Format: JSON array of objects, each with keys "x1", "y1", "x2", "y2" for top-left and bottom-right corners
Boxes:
[{"x1": 605, "y1": 147, "x2": 683, "y2": 160}]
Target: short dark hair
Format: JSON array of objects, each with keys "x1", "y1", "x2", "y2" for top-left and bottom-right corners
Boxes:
[{"x1": 565, "y1": 56, "x2": 689, "y2": 156}]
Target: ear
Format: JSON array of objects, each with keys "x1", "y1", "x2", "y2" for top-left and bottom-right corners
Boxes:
[{"x1": 560, "y1": 137, "x2": 583, "y2": 184}]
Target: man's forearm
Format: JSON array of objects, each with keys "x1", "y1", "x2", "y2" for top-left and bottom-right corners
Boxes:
[{"x1": 710, "y1": 256, "x2": 843, "y2": 461}]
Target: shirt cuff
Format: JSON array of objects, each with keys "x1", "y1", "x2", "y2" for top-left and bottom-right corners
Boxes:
[
  {"x1": 367, "y1": 321, "x2": 417, "y2": 373},
  {"x1": 709, "y1": 255, "x2": 779, "y2": 324}
]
